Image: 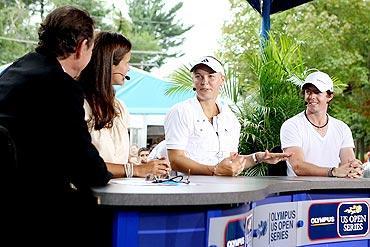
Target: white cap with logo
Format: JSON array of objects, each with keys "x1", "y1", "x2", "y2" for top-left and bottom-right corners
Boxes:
[
  {"x1": 301, "y1": 71, "x2": 334, "y2": 93},
  {"x1": 190, "y1": 56, "x2": 225, "y2": 76}
]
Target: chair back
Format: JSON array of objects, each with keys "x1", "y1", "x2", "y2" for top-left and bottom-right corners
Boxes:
[
  {"x1": 267, "y1": 146, "x2": 287, "y2": 176},
  {"x1": 0, "y1": 114, "x2": 18, "y2": 167}
]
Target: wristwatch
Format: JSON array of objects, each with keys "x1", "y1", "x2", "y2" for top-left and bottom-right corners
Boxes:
[
  {"x1": 328, "y1": 167, "x2": 336, "y2": 177},
  {"x1": 252, "y1": 153, "x2": 259, "y2": 164}
]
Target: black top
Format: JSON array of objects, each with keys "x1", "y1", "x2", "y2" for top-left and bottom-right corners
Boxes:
[{"x1": 0, "y1": 51, "x2": 112, "y2": 245}]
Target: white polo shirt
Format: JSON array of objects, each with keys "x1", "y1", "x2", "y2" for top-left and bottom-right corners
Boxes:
[
  {"x1": 280, "y1": 111, "x2": 355, "y2": 176},
  {"x1": 164, "y1": 97, "x2": 240, "y2": 166}
]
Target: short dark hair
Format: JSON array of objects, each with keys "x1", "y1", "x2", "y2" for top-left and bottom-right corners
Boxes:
[
  {"x1": 301, "y1": 83, "x2": 334, "y2": 97},
  {"x1": 138, "y1": 147, "x2": 149, "y2": 155},
  {"x1": 36, "y1": 5, "x2": 95, "y2": 59}
]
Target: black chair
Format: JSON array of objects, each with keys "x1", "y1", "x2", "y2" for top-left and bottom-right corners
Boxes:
[
  {"x1": 0, "y1": 114, "x2": 18, "y2": 168},
  {"x1": 267, "y1": 146, "x2": 287, "y2": 176},
  {"x1": 0, "y1": 124, "x2": 17, "y2": 167}
]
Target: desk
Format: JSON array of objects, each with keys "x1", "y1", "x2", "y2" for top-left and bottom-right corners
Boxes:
[{"x1": 93, "y1": 176, "x2": 370, "y2": 247}]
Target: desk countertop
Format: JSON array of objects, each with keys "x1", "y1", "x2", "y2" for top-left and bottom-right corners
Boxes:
[{"x1": 92, "y1": 176, "x2": 370, "y2": 206}]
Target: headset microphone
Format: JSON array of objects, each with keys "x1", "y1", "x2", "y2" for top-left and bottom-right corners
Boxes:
[
  {"x1": 192, "y1": 87, "x2": 196, "y2": 91},
  {"x1": 113, "y1": 72, "x2": 130, "y2": 80}
]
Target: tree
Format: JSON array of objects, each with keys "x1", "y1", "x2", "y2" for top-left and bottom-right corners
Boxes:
[
  {"x1": 125, "y1": 0, "x2": 192, "y2": 70},
  {"x1": 0, "y1": 0, "x2": 192, "y2": 73},
  {"x1": 53, "y1": 0, "x2": 114, "y2": 31},
  {"x1": 0, "y1": 0, "x2": 115, "y2": 64},
  {"x1": 0, "y1": 1, "x2": 36, "y2": 64}
]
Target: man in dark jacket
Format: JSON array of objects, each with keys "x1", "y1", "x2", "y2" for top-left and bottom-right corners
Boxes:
[{"x1": 0, "y1": 6, "x2": 112, "y2": 246}]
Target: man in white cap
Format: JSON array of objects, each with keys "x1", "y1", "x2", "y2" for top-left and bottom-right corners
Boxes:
[
  {"x1": 164, "y1": 56, "x2": 291, "y2": 176},
  {"x1": 280, "y1": 71, "x2": 363, "y2": 177}
]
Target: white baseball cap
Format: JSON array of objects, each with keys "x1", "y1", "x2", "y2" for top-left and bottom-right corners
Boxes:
[
  {"x1": 301, "y1": 71, "x2": 334, "y2": 93},
  {"x1": 190, "y1": 56, "x2": 225, "y2": 76}
]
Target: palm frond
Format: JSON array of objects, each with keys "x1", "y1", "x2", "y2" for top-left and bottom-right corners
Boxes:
[
  {"x1": 165, "y1": 65, "x2": 193, "y2": 96},
  {"x1": 237, "y1": 34, "x2": 306, "y2": 174}
]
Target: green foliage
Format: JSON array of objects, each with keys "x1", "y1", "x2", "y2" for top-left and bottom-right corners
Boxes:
[
  {"x1": 53, "y1": 0, "x2": 114, "y2": 30},
  {"x1": 0, "y1": 0, "x2": 115, "y2": 64},
  {"x1": 0, "y1": 1, "x2": 37, "y2": 64},
  {"x1": 125, "y1": 31, "x2": 162, "y2": 69},
  {"x1": 238, "y1": 35, "x2": 305, "y2": 176},
  {"x1": 0, "y1": 0, "x2": 190, "y2": 73}
]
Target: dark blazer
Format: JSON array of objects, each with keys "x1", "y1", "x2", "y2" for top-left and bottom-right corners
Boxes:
[{"x1": 0, "y1": 51, "x2": 112, "y2": 246}]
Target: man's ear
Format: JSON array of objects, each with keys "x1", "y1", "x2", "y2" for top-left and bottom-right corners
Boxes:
[
  {"x1": 327, "y1": 93, "x2": 334, "y2": 103},
  {"x1": 75, "y1": 39, "x2": 88, "y2": 59},
  {"x1": 220, "y1": 75, "x2": 226, "y2": 87}
]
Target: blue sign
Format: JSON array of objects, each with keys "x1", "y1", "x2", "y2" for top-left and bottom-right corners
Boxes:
[
  {"x1": 338, "y1": 202, "x2": 369, "y2": 237},
  {"x1": 308, "y1": 202, "x2": 338, "y2": 240}
]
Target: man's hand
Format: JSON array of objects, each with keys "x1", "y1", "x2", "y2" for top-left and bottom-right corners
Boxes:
[
  {"x1": 334, "y1": 159, "x2": 363, "y2": 178},
  {"x1": 347, "y1": 159, "x2": 364, "y2": 178},
  {"x1": 214, "y1": 153, "x2": 246, "y2": 176},
  {"x1": 257, "y1": 150, "x2": 292, "y2": 164}
]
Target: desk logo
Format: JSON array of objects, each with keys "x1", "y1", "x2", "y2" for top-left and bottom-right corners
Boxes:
[
  {"x1": 338, "y1": 202, "x2": 369, "y2": 238},
  {"x1": 224, "y1": 218, "x2": 245, "y2": 247},
  {"x1": 308, "y1": 202, "x2": 338, "y2": 240},
  {"x1": 224, "y1": 214, "x2": 253, "y2": 247}
]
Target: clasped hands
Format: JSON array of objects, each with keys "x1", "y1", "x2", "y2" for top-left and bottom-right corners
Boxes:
[
  {"x1": 214, "y1": 151, "x2": 292, "y2": 176},
  {"x1": 334, "y1": 159, "x2": 364, "y2": 178}
]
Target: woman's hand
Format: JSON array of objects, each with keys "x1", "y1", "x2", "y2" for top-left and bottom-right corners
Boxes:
[{"x1": 134, "y1": 158, "x2": 171, "y2": 178}]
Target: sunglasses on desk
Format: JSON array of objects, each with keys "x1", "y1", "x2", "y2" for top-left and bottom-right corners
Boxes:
[{"x1": 145, "y1": 174, "x2": 190, "y2": 185}]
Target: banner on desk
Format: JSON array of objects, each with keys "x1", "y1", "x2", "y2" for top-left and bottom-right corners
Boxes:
[
  {"x1": 252, "y1": 202, "x2": 298, "y2": 247},
  {"x1": 208, "y1": 211, "x2": 253, "y2": 247},
  {"x1": 297, "y1": 198, "x2": 370, "y2": 246}
]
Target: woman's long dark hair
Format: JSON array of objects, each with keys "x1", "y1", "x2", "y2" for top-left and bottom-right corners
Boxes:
[{"x1": 79, "y1": 31, "x2": 132, "y2": 130}]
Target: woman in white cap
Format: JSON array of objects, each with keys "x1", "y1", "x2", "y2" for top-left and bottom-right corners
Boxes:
[
  {"x1": 164, "y1": 56, "x2": 290, "y2": 176},
  {"x1": 280, "y1": 70, "x2": 363, "y2": 178}
]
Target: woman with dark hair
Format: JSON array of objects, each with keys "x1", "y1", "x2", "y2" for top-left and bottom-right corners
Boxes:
[{"x1": 79, "y1": 31, "x2": 170, "y2": 178}]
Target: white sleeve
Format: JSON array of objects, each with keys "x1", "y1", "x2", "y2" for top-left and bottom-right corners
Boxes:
[
  {"x1": 164, "y1": 104, "x2": 191, "y2": 150},
  {"x1": 232, "y1": 115, "x2": 241, "y2": 152},
  {"x1": 341, "y1": 123, "x2": 355, "y2": 148},
  {"x1": 280, "y1": 119, "x2": 302, "y2": 149}
]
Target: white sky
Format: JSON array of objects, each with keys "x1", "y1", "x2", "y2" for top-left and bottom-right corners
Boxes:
[{"x1": 110, "y1": 0, "x2": 231, "y2": 79}]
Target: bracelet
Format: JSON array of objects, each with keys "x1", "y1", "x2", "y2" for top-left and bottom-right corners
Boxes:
[
  {"x1": 124, "y1": 163, "x2": 134, "y2": 178},
  {"x1": 328, "y1": 167, "x2": 335, "y2": 177},
  {"x1": 252, "y1": 153, "x2": 260, "y2": 164}
]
